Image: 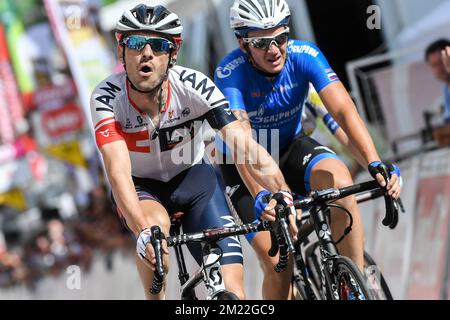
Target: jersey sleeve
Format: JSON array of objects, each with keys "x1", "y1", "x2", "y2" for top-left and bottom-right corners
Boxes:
[
  {"x1": 214, "y1": 57, "x2": 247, "y2": 112},
  {"x1": 183, "y1": 69, "x2": 237, "y2": 130},
  {"x1": 90, "y1": 86, "x2": 125, "y2": 148},
  {"x1": 291, "y1": 41, "x2": 340, "y2": 93}
]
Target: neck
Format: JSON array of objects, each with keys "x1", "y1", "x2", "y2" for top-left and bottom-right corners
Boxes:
[{"x1": 128, "y1": 79, "x2": 168, "y2": 115}]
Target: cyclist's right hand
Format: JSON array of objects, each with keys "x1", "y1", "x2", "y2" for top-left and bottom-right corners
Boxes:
[
  {"x1": 136, "y1": 227, "x2": 168, "y2": 271},
  {"x1": 368, "y1": 161, "x2": 402, "y2": 199},
  {"x1": 254, "y1": 190, "x2": 299, "y2": 241}
]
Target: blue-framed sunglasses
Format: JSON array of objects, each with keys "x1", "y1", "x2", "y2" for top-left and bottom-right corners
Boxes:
[
  {"x1": 243, "y1": 28, "x2": 290, "y2": 50},
  {"x1": 121, "y1": 35, "x2": 176, "y2": 53}
]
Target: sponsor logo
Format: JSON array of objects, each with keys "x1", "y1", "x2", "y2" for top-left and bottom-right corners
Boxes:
[
  {"x1": 179, "y1": 70, "x2": 215, "y2": 101},
  {"x1": 125, "y1": 118, "x2": 132, "y2": 129},
  {"x1": 251, "y1": 91, "x2": 265, "y2": 97},
  {"x1": 100, "y1": 129, "x2": 110, "y2": 137},
  {"x1": 303, "y1": 153, "x2": 312, "y2": 166},
  {"x1": 289, "y1": 44, "x2": 319, "y2": 58},
  {"x1": 215, "y1": 56, "x2": 246, "y2": 79},
  {"x1": 226, "y1": 185, "x2": 240, "y2": 198},
  {"x1": 95, "y1": 81, "x2": 121, "y2": 112},
  {"x1": 224, "y1": 106, "x2": 232, "y2": 116},
  {"x1": 42, "y1": 102, "x2": 84, "y2": 138},
  {"x1": 181, "y1": 107, "x2": 191, "y2": 117},
  {"x1": 314, "y1": 146, "x2": 336, "y2": 155},
  {"x1": 247, "y1": 104, "x2": 302, "y2": 124},
  {"x1": 163, "y1": 116, "x2": 181, "y2": 124}
]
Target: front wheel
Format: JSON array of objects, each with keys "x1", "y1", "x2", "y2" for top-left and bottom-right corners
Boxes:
[
  {"x1": 216, "y1": 291, "x2": 240, "y2": 300},
  {"x1": 364, "y1": 252, "x2": 394, "y2": 300},
  {"x1": 328, "y1": 256, "x2": 376, "y2": 300}
]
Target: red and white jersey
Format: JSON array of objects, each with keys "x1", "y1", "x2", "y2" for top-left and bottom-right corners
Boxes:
[{"x1": 90, "y1": 66, "x2": 236, "y2": 182}]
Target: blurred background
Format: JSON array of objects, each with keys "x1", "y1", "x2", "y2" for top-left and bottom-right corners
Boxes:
[{"x1": 0, "y1": 0, "x2": 449, "y2": 299}]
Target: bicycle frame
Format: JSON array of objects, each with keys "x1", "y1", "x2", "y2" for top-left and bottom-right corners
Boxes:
[
  {"x1": 177, "y1": 242, "x2": 227, "y2": 300},
  {"x1": 293, "y1": 203, "x2": 342, "y2": 299},
  {"x1": 291, "y1": 182, "x2": 402, "y2": 300},
  {"x1": 163, "y1": 216, "x2": 270, "y2": 300}
]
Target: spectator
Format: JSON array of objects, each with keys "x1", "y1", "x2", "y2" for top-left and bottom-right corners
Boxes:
[
  {"x1": 425, "y1": 39, "x2": 450, "y2": 122},
  {"x1": 425, "y1": 39, "x2": 450, "y2": 145}
]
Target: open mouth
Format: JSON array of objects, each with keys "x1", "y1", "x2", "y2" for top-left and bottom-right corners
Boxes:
[{"x1": 139, "y1": 65, "x2": 153, "y2": 76}]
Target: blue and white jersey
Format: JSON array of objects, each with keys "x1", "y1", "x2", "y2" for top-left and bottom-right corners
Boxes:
[{"x1": 214, "y1": 40, "x2": 339, "y2": 154}]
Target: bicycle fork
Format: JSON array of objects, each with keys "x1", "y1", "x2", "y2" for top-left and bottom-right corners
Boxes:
[
  {"x1": 311, "y1": 206, "x2": 341, "y2": 299},
  {"x1": 201, "y1": 243, "x2": 226, "y2": 300}
]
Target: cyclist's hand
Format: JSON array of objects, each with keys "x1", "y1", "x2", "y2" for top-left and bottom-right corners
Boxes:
[
  {"x1": 255, "y1": 190, "x2": 280, "y2": 222},
  {"x1": 442, "y1": 46, "x2": 450, "y2": 73},
  {"x1": 136, "y1": 228, "x2": 169, "y2": 271},
  {"x1": 262, "y1": 191, "x2": 299, "y2": 241},
  {"x1": 368, "y1": 161, "x2": 402, "y2": 199}
]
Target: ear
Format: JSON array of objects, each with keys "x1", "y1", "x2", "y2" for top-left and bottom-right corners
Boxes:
[
  {"x1": 169, "y1": 50, "x2": 178, "y2": 68},
  {"x1": 117, "y1": 45, "x2": 125, "y2": 65},
  {"x1": 238, "y1": 39, "x2": 246, "y2": 53}
]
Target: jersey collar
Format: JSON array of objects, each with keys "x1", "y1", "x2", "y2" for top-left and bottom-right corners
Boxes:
[{"x1": 126, "y1": 78, "x2": 171, "y2": 114}]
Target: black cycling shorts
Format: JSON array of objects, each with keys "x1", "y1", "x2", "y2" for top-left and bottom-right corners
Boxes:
[
  {"x1": 111, "y1": 162, "x2": 243, "y2": 266},
  {"x1": 218, "y1": 134, "x2": 340, "y2": 243}
]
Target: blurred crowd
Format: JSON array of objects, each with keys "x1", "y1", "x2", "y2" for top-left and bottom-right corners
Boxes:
[{"x1": 0, "y1": 185, "x2": 134, "y2": 290}]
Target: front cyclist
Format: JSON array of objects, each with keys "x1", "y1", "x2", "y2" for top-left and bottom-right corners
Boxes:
[
  {"x1": 90, "y1": 3, "x2": 294, "y2": 300},
  {"x1": 215, "y1": 0, "x2": 402, "y2": 299}
]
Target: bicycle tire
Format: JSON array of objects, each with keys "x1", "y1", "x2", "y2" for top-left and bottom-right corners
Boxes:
[
  {"x1": 363, "y1": 251, "x2": 394, "y2": 300},
  {"x1": 216, "y1": 291, "x2": 240, "y2": 300},
  {"x1": 292, "y1": 272, "x2": 322, "y2": 300},
  {"x1": 330, "y1": 256, "x2": 376, "y2": 300}
]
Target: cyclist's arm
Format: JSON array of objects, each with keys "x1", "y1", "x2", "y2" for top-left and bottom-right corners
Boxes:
[
  {"x1": 99, "y1": 141, "x2": 147, "y2": 236},
  {"x1": 218, "y1": 113, "x2": 290, "y2": 197},
  {"x1": 333, "y1": 127, "x2": 366, "y2": 168},
  {"x1": 319, "y1": 82, "x2": 380, "y2": 166},
  {"x1": 319, "y1": 82, "x2": 401, "y2": 196},
  {"x1": 304, "y1": 101, "x2": 365, "y2": 167},
  {"x1": 228, "y1": 109, "x2": 271, "y2": 197}
]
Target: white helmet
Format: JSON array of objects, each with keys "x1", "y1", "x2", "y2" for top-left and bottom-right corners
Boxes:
[
  {"x1": 230, "y1": 0, "x2": 290, "y2": 37},
  {"x1": 116, "y1": 4, "x2": 183, "y2": 47}
]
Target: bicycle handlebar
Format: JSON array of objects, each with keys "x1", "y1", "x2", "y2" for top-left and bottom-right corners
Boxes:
[
  {"x1": 269, "y1": 178, "x2": 405, "y2": 273},
  {"x1": 149, "y1": 221, "x2": 271, "y2": 295},
  {"x1": 149, "y1": 225, "x2": 165, "y2": 295},
  {"x1": 167, "y1": 221, "x2": 271, "y2": 247},
  {"x1": 295, "y1": 180, "x2": 404, "y2": 229}
]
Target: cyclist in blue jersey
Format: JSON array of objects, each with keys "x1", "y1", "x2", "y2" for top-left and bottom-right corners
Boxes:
[{"x1": 215, "y1": 0, "x2": 402, "y2": 299}]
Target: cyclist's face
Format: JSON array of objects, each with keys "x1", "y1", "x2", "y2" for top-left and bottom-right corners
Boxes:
[
  {"x1": 427, "y1": 51, "x2": 450, "y2": 82},
  {"x1": 118, "y1": 31, "x2": 176, "y2": 92},
  {"x1": 241, "y1": 26, "x2": 288, "y2": 74}
]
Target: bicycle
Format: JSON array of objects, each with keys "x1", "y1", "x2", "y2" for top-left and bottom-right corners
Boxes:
[
  {"x1": 268, "y1": 177, "x2": 403, "y2": 300},
  {"x1": 148, "y1": 212, "x2": 273, "y2": 300},
  {"x1": 293, "y1": 187, "x2": 396, "y2": 300}
]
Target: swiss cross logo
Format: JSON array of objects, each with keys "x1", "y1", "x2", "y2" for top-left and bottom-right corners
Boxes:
[
  {"x1": 100, "y1": 129, "x2": 110, "y2": 137},
  {"x1": 168, "y1": 110, "x2": 175, "y2": 119}
]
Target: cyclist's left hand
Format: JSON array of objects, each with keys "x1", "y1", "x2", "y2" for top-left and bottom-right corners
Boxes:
[{"x1": 368, "y1": 161, "x2": 402, "y2": 199}]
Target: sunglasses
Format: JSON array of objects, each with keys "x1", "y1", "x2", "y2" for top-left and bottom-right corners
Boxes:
[
  {"x1": 243, "y1": 28, "x2": 290, "y2": 50},
  {"x1": 121, "y1": 35, "x2": 175, "y2": 53}
]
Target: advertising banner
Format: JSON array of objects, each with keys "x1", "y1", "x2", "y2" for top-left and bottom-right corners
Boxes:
[{"x1": 406, "y1": 149, "x2": 450, "y2": 299}]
